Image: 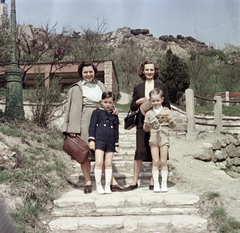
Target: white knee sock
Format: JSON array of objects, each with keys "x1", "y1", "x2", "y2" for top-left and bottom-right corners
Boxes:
[
  {"x1": 94, "y1": 169, "x2": 105, "y2": 195},
  {"x1": 105, "y1": 169, "x2": 112, "y2": 194},
  {"x1": 161, "y1": 170, "x2": 168, "y2": 192},
  {"x1": 152, "y1": 169, "x2": 160, "y2": 192}
]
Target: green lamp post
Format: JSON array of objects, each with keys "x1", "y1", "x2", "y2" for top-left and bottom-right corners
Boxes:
[{"x1": 4, "y1": 0, "x2": 24, "y2": 118}]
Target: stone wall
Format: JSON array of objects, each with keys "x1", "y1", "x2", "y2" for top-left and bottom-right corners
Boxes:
[{"x1": 193, "y1": 135, "x2": 240, "y2": 173}]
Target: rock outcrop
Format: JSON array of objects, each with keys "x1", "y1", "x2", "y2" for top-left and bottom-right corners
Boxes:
[
  {"x1": 104, "y1": 27, "x2": 210, "y2": 51},
  {"x1": 130, "y1": 28, "x2": 150, "y2": 35}
]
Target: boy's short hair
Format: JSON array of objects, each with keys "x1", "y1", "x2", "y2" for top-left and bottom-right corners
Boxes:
[
  {"x1": 102, "y1": 91, "x2": 115, "y2": 101},
  {"x1": 149, "y1": 88, "x2": 163, "y2": 98}
]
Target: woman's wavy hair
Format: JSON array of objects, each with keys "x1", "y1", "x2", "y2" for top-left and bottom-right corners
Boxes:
[
  {"x1": 78, "y1": 61, "x2": 98, "y2": 78},
  {"x1": 137, "y1": 61, "x2": 160, "y2": 81}
]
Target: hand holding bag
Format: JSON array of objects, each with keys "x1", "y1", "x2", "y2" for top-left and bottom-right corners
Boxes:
[
  {"x1": 63, "y1": 135, "x2": 89, "y2": 164},
  {"x1": 124, "y1": 110, "x2": 138, "y2": 130}
]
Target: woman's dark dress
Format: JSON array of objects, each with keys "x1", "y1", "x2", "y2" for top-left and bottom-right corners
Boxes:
[{"x1": 130, "y1": 81, "x2": 170, "y2": 161}]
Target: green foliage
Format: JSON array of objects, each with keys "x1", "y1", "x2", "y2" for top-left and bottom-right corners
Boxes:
[
  {"x1": 174, "y1": 103, "x2": 240, "y2": 117},
  {"x1": 220, "y1": 160, "x2": 233, "y2": 174},
  {"x1": 188, "y1": 50, "x2": 217, "y2": 102},
  {"x1": 194, "y1": 104, "x2": 214, "y2": 116},
  {"x1": 207, "y1": 191, "x2": 220, "y2": 199},
  {"x1": 0, "y1": 122, "x2": 28, "y2": 143},
  {"x1": 115, "y1": 103, "x2": 132, "y2": 113},
  {"x1": 222, "y1": 105, "x2": 240, "y2": 116},
  {"x1": 199, "y1": 49, "x2": 225, "y2": 60},
  {"x1": 70, "y1": 16, "x2": 114, "y2": 61},
  {"x1": 211, "y1": 207, "x2": 227, "y2": 221},
  {"x1": 211, "y1": 208, "x2": 240, "y2": 233},
  {"x1": 26, "y1": 74, "x2": 65, "y2": 127},
  {"x1": 160, "y1": 49, "x2": 190, "y2": 103},
  {"x1": 0, "y1": 120, "x2": 67, "y2": 232},
  {"x1": 112, "y1": 40, "x2": 145, "y2": 91}
]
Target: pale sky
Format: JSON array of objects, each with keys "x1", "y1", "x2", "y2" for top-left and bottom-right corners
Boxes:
[{"x1": 4, "y1": 0, "x2": 240, "y2": 49}]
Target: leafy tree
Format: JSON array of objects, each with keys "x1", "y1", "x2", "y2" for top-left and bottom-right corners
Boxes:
[
  {"x1": 16, "y1": 24, "x2": 73, "y2": 88},
  {"x1": 186, "y1": 44, "x2": 220, "y2": 105},
  {"x1": 187, "y1": 44, "x2": 240, "y2": 103},
  {"x1": 70, "y1": 16, "x2": 114, "y2": 62},
  {"x1": 113, "y1": 39, "x2": 145, "y2": 91},
  {"x1": 211, "y1": 44, "x2": 240, "y2": 93},
  {"x1": 199, "y1": 49, "x2": 225, "y2": 60},
  {"x1": 26, "y1": 74, "x2": 65, "y2": 127},
  {"x1": 160, "y1": 49, "x2": 190, "y2": 104}
]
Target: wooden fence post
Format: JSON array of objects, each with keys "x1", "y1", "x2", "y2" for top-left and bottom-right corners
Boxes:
[
  {"x1": 225, "y1": 91, "x2": 229, "y2": 106},
  {"x1": 185, "y1": 89, "x2": 197, "y2": 141},
  {"x1": 214, "y1": 96, "x2": 222, "y2": 134}
]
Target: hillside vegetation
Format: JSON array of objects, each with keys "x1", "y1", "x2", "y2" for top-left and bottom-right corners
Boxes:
[
  {"x1": 1, "y1": 20, "x2": 240, "y2": 103},
  {"x1": 0, "y1": 117, "x2": 74, "y2": 232}
]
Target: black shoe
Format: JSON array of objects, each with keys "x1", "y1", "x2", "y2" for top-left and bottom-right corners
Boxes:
[
  {"x1": 127, "y1": 183, "x2": 138, "y2": 190},
  {"x1": 110, "y1": 184, "x2": 127, "y2": 192},
  {"x1": 149, "y1": 185, "x2": 154, "y2": 190},
  {"x1": 84, "y1": 185, "x2": 92, "y2": 194}
]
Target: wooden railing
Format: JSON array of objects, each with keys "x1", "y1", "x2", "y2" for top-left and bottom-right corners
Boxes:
[{"x1": 185, "y1": 89, "x2": 240, "y2": 141}]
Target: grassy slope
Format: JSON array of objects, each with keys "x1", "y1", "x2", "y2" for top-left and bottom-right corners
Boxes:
[{"x1": 0, "y1": 118, "x2": 74, "y2": 232}]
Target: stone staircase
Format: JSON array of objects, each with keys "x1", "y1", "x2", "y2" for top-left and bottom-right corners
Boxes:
[{"x1": 47, "y1": 113, "x2": 209, "y2": 233}]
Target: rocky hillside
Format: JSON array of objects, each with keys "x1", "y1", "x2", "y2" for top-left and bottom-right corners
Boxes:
[{"x1": 103, "y1": 27, "x2": 212, "y2": 51}]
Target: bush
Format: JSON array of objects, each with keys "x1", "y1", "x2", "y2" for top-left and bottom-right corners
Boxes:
[
  {"x1": 26, "y1": 74, "x2": 65, "y2": 127},
  {"x1": 160, "y1": 49, "x2": 190, "y2": 104}
]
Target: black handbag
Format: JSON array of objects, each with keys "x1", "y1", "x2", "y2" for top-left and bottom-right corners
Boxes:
[{"x1": 124, "y1": 110, "x2": 138, "y2": 130}]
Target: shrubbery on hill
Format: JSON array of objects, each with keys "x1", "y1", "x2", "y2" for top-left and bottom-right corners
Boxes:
[{"x1": 160, "y1": 49, "x2": 190, "y2": 104}]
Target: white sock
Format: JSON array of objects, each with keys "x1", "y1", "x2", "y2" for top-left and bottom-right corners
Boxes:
[
  {"x1": 152, "y1": 169, "x2": 160, "y2": 192},
  {"x1": 94, "y1": 169, "x2": 105, "y2": 195},
  {"x1": 161, "y1": 170, "x2": 168, "y2": 192},
  {"x1": 105, "y1": 169, "x2": 112, "y2": 194}
]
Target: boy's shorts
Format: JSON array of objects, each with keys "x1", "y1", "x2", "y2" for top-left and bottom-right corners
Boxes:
[
  {"x1": 95, "y1": 140, "x2": 115, "y2": 152},
  {"x1": 149, "y1": 126, "x2": 170, "y2": 148}
]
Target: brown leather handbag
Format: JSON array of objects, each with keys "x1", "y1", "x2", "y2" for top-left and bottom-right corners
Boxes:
[{"x1": 63, "y1": 135, "x2": 89, "y2": 164}]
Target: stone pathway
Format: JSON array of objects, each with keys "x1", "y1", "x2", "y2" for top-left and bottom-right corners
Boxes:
[
  {"x1": 49, "y1": 187, "x2": 207, "y2": 233},
  {"x1": 47, "y1": 113, "x2": 209, "y2": 233},
  {"x1": 117, "y1": 92, "x2": 131, "y2": 105}
]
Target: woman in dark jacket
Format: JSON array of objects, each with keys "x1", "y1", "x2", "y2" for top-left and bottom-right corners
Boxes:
[{"x1": 127, "y1": 61, "x2": 170, "y2": 190}]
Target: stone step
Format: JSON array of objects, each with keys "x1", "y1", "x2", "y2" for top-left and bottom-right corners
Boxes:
[
  {"x1": 48, "y1": 187, "x2": 208, "y2": 233},
  {"x1": 52, "y1": 187, "x2": 200, "y2": 217},
  {"x1": 72, "y1": 160, "x2": 153, "y2": 173},
  {"x1": 70, "y1": 171, "x2": 175, "y2": 190},
  {"x1": 48, "y1": 214, "x2": 208, "y2": 233},
  {"x1": 116, "y1": 148, "x2": 136, "y2": 156},
  {"x1": 70, "y1": 172, "x2": 152, "y2": 187}
]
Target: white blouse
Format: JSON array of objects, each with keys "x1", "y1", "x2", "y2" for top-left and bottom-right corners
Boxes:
[
  {"x1": 145, "y1": 79, "x2": 154, "y2": 99},
  {"x1": 81, "y1": 79, "x2": 103, "y2": 105}
]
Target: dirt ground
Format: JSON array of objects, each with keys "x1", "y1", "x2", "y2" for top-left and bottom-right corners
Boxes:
[
  {"x1": 118, "y1": 91, "x2": 240, "y2": 222},
  {"x1": 169, "y1": 132, "x2": 240, "y2": 222}
]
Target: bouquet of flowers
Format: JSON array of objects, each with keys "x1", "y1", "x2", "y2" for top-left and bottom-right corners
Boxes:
[
  {"x1": 146, "y1": 114, "x2": 170, "y2": 130},
  {"x1": 156, "y1": 114, "x2": 169, "y2": 123}
]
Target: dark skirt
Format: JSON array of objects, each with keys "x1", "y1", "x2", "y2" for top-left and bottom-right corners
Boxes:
[{"x1": 134, "y1": 128, "x2": 152, "y2": 162}]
